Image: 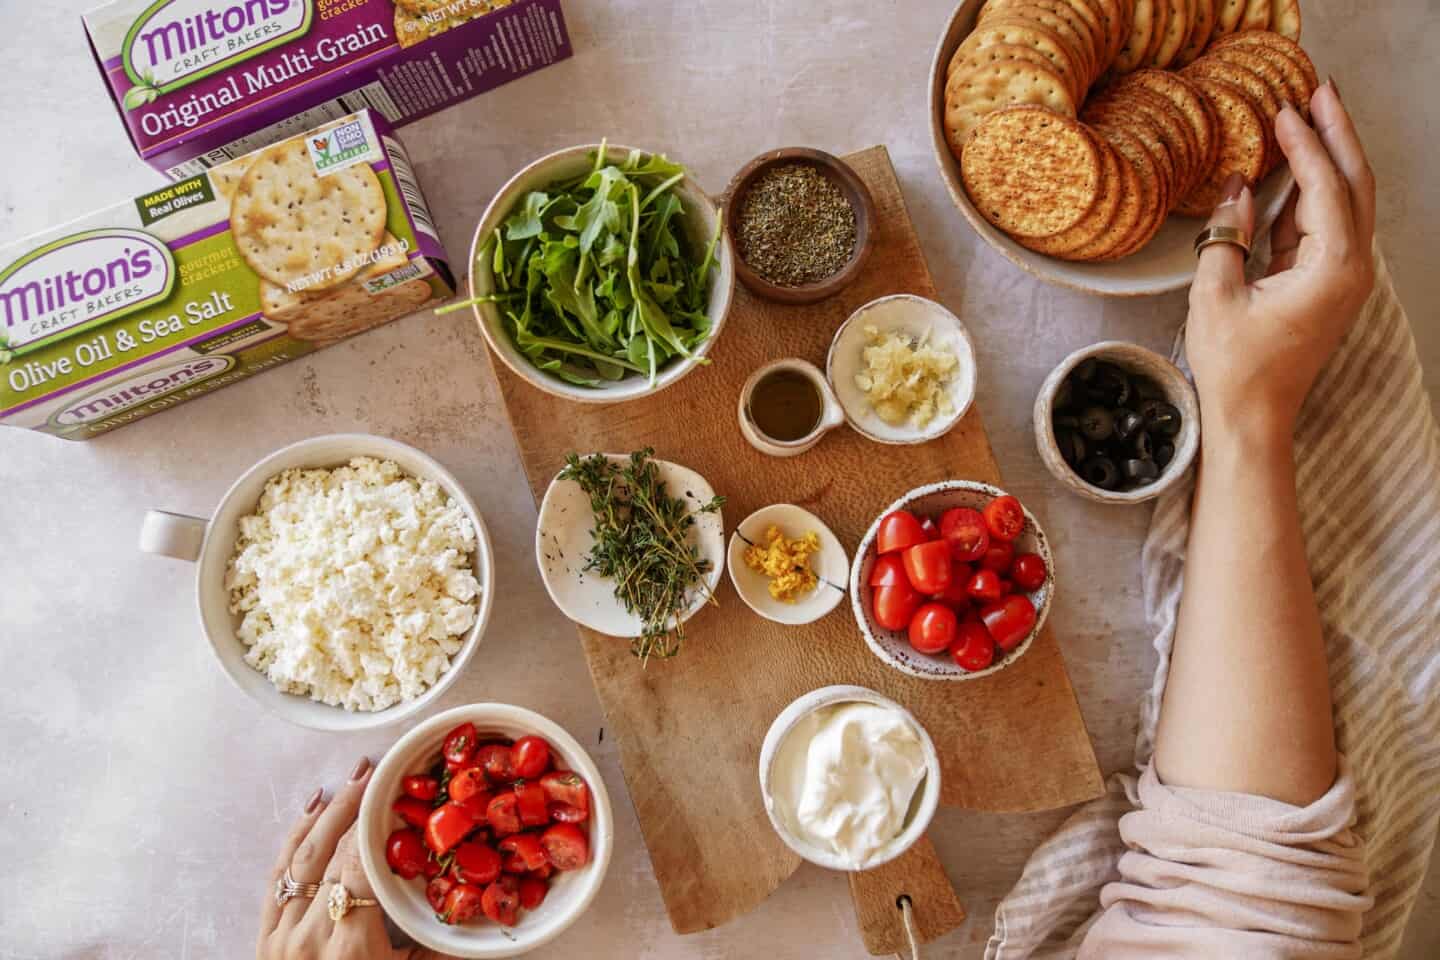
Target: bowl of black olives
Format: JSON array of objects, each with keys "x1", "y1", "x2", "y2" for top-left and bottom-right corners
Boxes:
[{"x1": 1033, "y1": 341, "x2": 1200, "y2": 504}]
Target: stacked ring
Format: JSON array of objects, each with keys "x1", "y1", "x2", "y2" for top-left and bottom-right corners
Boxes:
[
  {"x1": 1193, "y1": 225, "x2": 1253, "y2": 258},
  {"x1": 274, "y1": 868, "x2": 322, "y2": 907}
]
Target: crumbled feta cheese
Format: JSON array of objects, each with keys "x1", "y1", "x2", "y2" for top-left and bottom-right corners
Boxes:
[{"x1": 225, "y1": 457, "x2": 481, "y2": 712}]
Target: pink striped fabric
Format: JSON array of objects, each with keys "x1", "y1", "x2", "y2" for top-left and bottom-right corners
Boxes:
[{"x1": 986, "y1": 244, "x2": 1440, "y2": 959}]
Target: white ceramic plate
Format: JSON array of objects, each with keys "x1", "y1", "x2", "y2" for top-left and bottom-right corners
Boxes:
[
  {"x1": 850, "y1": 481, "x2": 1054, "y2": 680},
  {"x1": 727, "y1": 504, "x2": 848, "y2": 625},
  {"x1": 536, "y1": 454, "x2": 724, "y2": 636},
  {"x1": 826, "y1": 294, "x2": 978, "y2": 444},
  {"x1": 928, "y1": 0, "x2": 1294, "y2": 297}
]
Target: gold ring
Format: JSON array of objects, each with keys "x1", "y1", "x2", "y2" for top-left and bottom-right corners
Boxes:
[
  {"x1": 1193, "y1": 224, "x2": 1252, "y2": 258},
  {"x1": 274, "y1": 868, "x2": 323, "y2": 907},
  {"x1": 327, "y1": 882, "x2": 380, "y2": 921}
]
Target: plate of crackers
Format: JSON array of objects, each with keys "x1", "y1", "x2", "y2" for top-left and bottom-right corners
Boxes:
[{"x1": 929, "y1": 0, "x2": 1319, "y2": 296}]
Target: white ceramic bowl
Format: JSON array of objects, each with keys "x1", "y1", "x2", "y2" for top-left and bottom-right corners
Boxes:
[
  {"x1": 758, "y1": 685, "x2": 941, "y2": 872},
  {"x1": 1033, "y1": 340, "x2": 1201, "y2": 504},
  {"x1": 928, "y1": 0, "x2": 1294, "y2": 297},
  {"x1": 359, "y1": 704, "x2": 614, "y2": 958},
  {"x1": 727, "y1": 504, "x2": 848, "y2": 625},
  {"x1": 850, "y1": 481, "x2": 1054, "y2": 680},
  {"x1": 138, "y1": 434, "x2": 495, "y2": 732},
  {"x1": 467, "y1": 143, "x2": 735, "y2": 403},
  {"x1": 535, "y1": 454, "x2": 724, "y2": 636},
  {"x1": 826, "y1": 294, "x2": 978, "y2": 445}
]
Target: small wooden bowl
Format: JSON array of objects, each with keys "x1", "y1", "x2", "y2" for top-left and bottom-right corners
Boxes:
[{"x1": 723, "y1": 147, "x2": 876, "y2": 305}]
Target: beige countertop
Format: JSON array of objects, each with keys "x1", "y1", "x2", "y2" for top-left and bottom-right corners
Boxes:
[{"x1": 2, "y1": 1, "x2": 1437, "y2": 956}]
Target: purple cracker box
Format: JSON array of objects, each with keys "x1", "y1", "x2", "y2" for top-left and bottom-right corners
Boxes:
[{"x1": 84, "y1": 0, "x2": 572, "y2": 177}]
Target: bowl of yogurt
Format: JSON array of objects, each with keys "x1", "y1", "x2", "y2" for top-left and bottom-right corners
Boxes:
[{"x1": 758, "y1": 685, "x2": 940, "y2": 872}]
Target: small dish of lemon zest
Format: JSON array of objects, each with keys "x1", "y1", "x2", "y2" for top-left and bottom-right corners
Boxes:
[{"x1": 743, "y1": 525, "x2": 821, "y2": 603}]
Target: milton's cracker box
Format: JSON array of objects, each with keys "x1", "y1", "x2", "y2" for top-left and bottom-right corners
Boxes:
[
  {"x1": 84, "y1": 0, "x2": 572, "y2": 177},
  {"x1": 0, "y1": 110, "x2": 452, "y2": 440}
]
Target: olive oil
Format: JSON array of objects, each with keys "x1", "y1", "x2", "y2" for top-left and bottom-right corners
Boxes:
[{"x1": 749, "y1": 369, "x2": 823, "y2": 442}]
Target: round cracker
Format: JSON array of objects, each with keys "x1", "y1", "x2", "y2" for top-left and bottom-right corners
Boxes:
[
  {"x1": 983, "y1": 1, "x2": 1099, "y2": 88},
  {"x1": 1094, "y1": 124, "x2": 1165, "y2": 258},
  {"x1": 1123, "y1": 70, "x2": 1219, "y2": 181},
  {"x1": 1084, "y1": 0, "x2": 1129, "y2": 65},
  {"x1": 1089, "y1": 112, "x2": 1178, "y2": 214},
  {"x1": 1115, "y1": 0, "x2": 1157, "y2": 73},
  {"x1": 1089, "y1": 85, "x2": 1200, "y2": 196},
  {"x1": 1212, "y1": 0, "x2": 1246, "y2": 37},
  {"x1": 1022, "y1": 135, "x2": 1123, "y2": 257},
  {"x1": 1177, "y1": 75, "x2": 1266, "y2": 215},
  {"x1": 947, "y1": 41, "x2": 1058, "y2": 89},
  {"x1": 1071, "y1": 137, "x2": 1145, "y2": 259},
  {"x1": 1211, "y1": 29, "x2": 1318, "y2": 93},
  {"x1": 1175, "y1": 0, "x2": 1216, "y2": 67},
  {"x1": 1151, "y1": 0, "x2": 1191, "y2": 68},
  {"x1": 230, "y1": 138, "x2": 388, "y2": 291},
  {"x1": 1239, "y1": 0, "x2": 1270, "y2": 32},
  {"x1": 1183, "y1": 58, "x2": 1281, "y2": 171},
  {"x1": 1142, "y1": 0, "x2": 1170, "y2": 65},
  {"x1": 962, "y1": 105, "x2": 1103, "y2": 238},
  {"x1": 964, "y1": 17, "x2": 1087, "y2": 103},
  {"x1": 945, "y1": 56, "x2": 1077, "y2": 156},
  {"x1": 1270, "y1": 0, "x2": 1301, "y2": 41},
  {"x1": 1207, "y1": 42, "x2": 1313, "y2": 120}
]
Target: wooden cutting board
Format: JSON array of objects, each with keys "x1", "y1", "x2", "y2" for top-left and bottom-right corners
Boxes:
[{"x1": 487, "y1": 145, "x2": 1103, "y2": 954}]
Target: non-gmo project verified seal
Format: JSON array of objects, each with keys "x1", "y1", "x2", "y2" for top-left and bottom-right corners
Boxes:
[{"x1": 306, "y1": 120, "x2": 371, "y2": 175}]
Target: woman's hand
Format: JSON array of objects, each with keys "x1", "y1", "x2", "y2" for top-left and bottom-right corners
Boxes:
[
  {"x1": 257, "y1": 758, "x2": 456, "y2": 960},
  {"x1": 1187, "y1": 80, "x2": 1377, "y2": 443}
]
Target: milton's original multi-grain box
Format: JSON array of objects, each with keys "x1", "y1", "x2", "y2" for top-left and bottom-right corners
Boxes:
[
  {"x1": 0, "y1": 110, "x2": 450, "y2": 440},
  {"x1": 84, "y1": 0, "x2": 572, "y2": 177}
]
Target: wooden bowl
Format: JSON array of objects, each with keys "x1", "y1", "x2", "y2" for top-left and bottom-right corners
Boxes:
[{"x1": 723, "y1": 147, "x2": 876, "y2": 305}]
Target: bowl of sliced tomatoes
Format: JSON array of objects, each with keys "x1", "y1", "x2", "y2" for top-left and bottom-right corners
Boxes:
[
  {"x1": 850, "y1": 481, "x2": 1055, "y2": 681},
  {"x1": 359, "y1": 704, "x2": 613, "y2": 958}
]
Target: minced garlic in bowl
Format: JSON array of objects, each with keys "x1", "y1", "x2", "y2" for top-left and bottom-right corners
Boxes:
[
  {"x1": 743, "y1": 525, "x2": 821, "y2": 603},
  {"x1": 854, "y1": 324, "x2": 959, "y2": 428}
]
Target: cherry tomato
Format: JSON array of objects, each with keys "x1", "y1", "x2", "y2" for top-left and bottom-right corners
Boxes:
[
  {"x1": 403, "y1": 775, "x2": 440, "y2": 801},
  {"x1": 1011, "y1": 553, "x2": 1048, "y2": 592},
  {"x1": 983, "y1": 495, "x2": 1026, "y2": 542},
  {"x1": 457, "y1": 789, "x2": 493, "y2": 822},
  {"x1": 966, "y1": 568, "x2": 1003, "y2": 604},
  {"x1": 423, "y1": 856, "x2": 443, "y2": 879},
  {"x1": 981, "y1": 541, "x2": 1014, "y2": 574},
  {"x1": 519, "y1": 876, "x2": 549, "y2": 910},
  {"x1": 919, "y1": 516, "x2": 941, "y2": 540},
  {"x1": 475, "y1": 744, "x2": 515, "y2": 783},
  {"x1": 872, "y1": 582, "x2": 922, "y2": 631},
  {"x1": 902, "y1": 540, "x2": 952, "y2": 594},
  {"x1": 386, "y1": 828, "x2": 429, "y2": 879},
  {"x1": 539, "y1": 771, "x2": 591, "y2": 815},
  {"x1": 443, "y1": 882, "x2": 486, "y2": 924},
  {"x1": 481, "y1": 876, "x2": 520, "y2": 926},
  {"x1": 442, "y1": 722, "x2": 479, "y2": 770},
  {"x1": 499, "y1": 832, "x2": 549, "y2": 871},
  {"x1": 981, "y1": 595, "x2": 1037, "y2": 651},
  {"x1": 868, "y1": 553, "x2": 908, "y2": 587},
  {"x1": 448, "y1": 766, "x2": 489, "y2": 804},
  {"x1": 514, "y1": 780, "x2": 550, "y2": 827},
  {"x1": 950, "y1": 620, "x2": 996, "y2": 672},
  {"x1": 549, "y1": 802, "x2": 589, "y2": 823},
  {"x1": 393, "y1": 796, "x2": 431, "y2": 831},
  {"x1": 502, "y1": 851, "x2": 528, "y2": 874},
  {"x1": 907, "y1": 602, "x2": 958, "y2": 655},
  {"x1": 929, "y1": 562, "x2": 972, "y2": 609},
  {"x1": 426, "y1": 875, "x2": 456, "y2": 913},
  {"x1": 510, "y1": 736, "x2": 551, "y2": 780},
  {"x1": 540, "y1": 822, "x2": 591, "y2": 871},
  {"x1": 453, "y1": 840, "x2": 503, "y2": 886},
  {"x1": 939, "y1": 507, "x2": 989, "y2": 562},
  {"x1": 877, "y1": 510, "x2": 928, "y2": 554},
  {"x1": 424, "y1": 802, "x2": 477, "y2": 855},
  {"x1": 486, "y1": 792, "x2": 522, "y2": 836}
]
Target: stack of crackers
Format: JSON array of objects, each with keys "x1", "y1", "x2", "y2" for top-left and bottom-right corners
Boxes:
[{"x1": 946, "y1": 0, "x2": 1315, "y2": 262}]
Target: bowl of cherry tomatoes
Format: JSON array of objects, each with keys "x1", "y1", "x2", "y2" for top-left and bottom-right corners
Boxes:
[
  {"x1": 849, "y1": 481, "x2": 1054, "y2": 681},
  {"x1": 358, "y1": 704, "x2": 613, "y2": 958}
]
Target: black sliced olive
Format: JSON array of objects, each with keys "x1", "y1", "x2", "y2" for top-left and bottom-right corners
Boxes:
[
  {"x1": 1113, "y1": 410, "x2": 1144, "y2": 440},
  {"x1": 1144, "y1": 401, "x2": 1182, "y2": 437},
  {"x1": 1054, "y1": 379, "x2": 1074, "y2": 411},
  {"x1": 1155, "y1": 441, "x2": 1176, "y2": 468},
  {"x1": 1130, "y1": 429, "x2": 1153, "y2": 460},
  {"x1": 1073, "y1": 357, "x2": 1099, "y2": 383},
  {"x1": 1081, "y1": 455, "x2": 1121, "y2": 490},
  {"x1": 1056, "y1": 428, "x2": 1087, "y2": 466},
  {"x1": 1123, "y1": 458, "x2": 1160, "y2": 483},
  {"x1": 1053, "y1": 413, "x2": 1081, "y2": 432},
  {"x1": 1079, "y1": 406, "x2": 1115, "y2": 441},
  {"x1": 1090, "y1": 363, "x2": 1130, "y2": 406}
]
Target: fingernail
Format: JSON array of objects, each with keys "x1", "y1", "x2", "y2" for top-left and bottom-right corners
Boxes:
[
  {"x1": 304, "y1": 788, "x2": 324, "y2": 814},
  {"x1": 1219, "y1": 172, "x2": 1245, "y2": 204},
  {"x1": 349, "y1": 756, "x2": 372, "y2": 781},
  {"x1": 1327, "y1": 76, "x2": 1340, "y2": 101}
]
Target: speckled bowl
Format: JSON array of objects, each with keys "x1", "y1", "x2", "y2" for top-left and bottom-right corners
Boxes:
[{"x1": 849, "y1": 481, "x2": 1054, "y2": 681}]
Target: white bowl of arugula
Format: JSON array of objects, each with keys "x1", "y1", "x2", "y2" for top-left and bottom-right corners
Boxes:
[{"x1": 458, "y1": 143, "x2": 734, "y2": 402}]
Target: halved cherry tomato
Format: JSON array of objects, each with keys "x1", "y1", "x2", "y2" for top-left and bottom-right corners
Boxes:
[
  {"x1": 442, "y1": 722, "x2": 479, "y2": 770},
  {"x1": 877, "y1": 510, "x2": 928, "y2": 555},
  {"x1": 919, "y1": 516, "x2": 940, "y2": 541},
  {"x1": 514, "y1": 780, "x2": 550, "y2": 827},
  {"x1": 499, "y1": 832, "x2": 549, "y2": 871},
  {"x1": 393, "y1": 796, "x2": 431, "y2": 831},
  {"x1": 981, "y1": 541, "x2": 1014, "y2": 574},
  {"x1": 476, "y1": 744, "x2": 514, "y2": 783},
  {"x1": 907, "y1": 602, "x2": 958, "y2": 654},
  {"x1": 966, "y1": 568, "x2": 1003, "y2": 604},
  {"x1": 448, "y1": 766, "x2": 489, "y2": 804},
  {"x1": 939, "y1": 507, "x2": 989, "y2": 562},
  {"x1": 518, "y1": 876, "x2": 549, "y2": 910},
  {"x1": 457, "y1": 789, "x2": 493, "y2": 822},
  {"x1": 981, "y1": 595, "x2": 1037, "y2": 651},
  {"x1": 949, "y1": 620, "x2": 995, "y2": 672},
  {"x1": 1011, "y1": 553, "x2": 1048, "y2": 592},
  {"x1": 424, "y1": 802, "x2": 476, "y2": 855},
  {"x1": 443, "y1": 882, "x2": 486, "y2": 924},
  {"x1": 426, "y1": 875, "x2": 455, "y2": 913},
  {"x1": 872, "y1": 582, "x2": 922, "y2": 631},
  {"x1": 539, "y1": 771, "x2": 591, "y2": 815},
  {"x1": 386, "y1": 828, "x2": 429, "y2": 879},
  {"x1": 481, "y1": 876, "x2": 520, "y2": 926},
  {"x1": 549, "y1": 802, "x2": 589, "y2": 823},
  {"x1": 486, "y1": 792, "x2": 522, "y2": 836},
  {"x1": 540, "y1": 822, "x2": 590, "y2": 871},
  {"x1": 902, "y1": 540, "x2": 952, "y2": 594},
  {"x1": 868, "y1": 553, "x2": 908, "y2": 587},
  {"x1": 983, "y1": 495, "x2": 1026, "y2": 542},
  {"x1": 403, "y1": 775, "x2": 440, "y2": 801},
  {"x1": 510, "y1": 736, "x2": 551, "y2": 780},
  {"x1": 453, "y1": 840, "x2": 503, "y2": 886}
]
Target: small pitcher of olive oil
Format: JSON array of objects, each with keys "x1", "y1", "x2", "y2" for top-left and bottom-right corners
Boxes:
[{"x1": 738, "y1": 358, "x2": 847, "y2": 457}]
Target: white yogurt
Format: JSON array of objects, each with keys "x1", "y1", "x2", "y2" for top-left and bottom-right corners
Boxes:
[{"x1": 768, "y1": 700, "x2": 928, "y2": 869}]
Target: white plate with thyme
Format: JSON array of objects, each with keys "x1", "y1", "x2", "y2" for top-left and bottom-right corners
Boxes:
[{"x1": 535, "y1": 451, "x2": 725, "y2": 658}]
